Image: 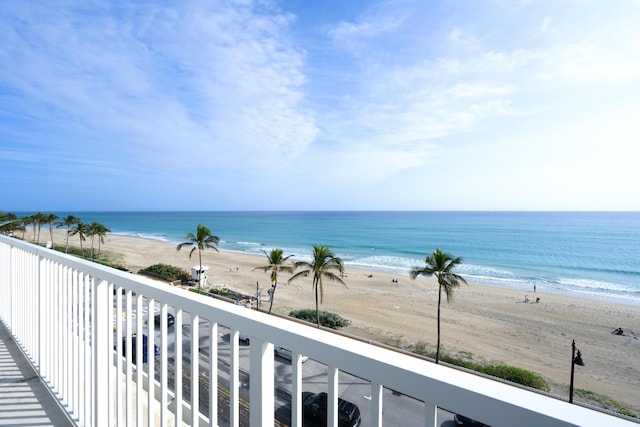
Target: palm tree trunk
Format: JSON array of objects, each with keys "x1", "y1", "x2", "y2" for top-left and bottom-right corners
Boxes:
[
  {"x1": 315, "y1": 279, "x2": 320, "y2": 329},
  {"x1": 65, "y1": 229, "x2": 70, "y2": 253},
  {"x1": 436, "y1": 282, "x2": 442, "y2": 364},
  {"x1": 198, "y1": 249, "x2": 203, "y2": 290},
  {"x1": 268, "y1": 282, "x2": 276, "y2": 314}
]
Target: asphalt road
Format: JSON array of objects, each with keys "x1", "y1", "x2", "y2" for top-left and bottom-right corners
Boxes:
[{"x1": 115, "y1": 295, "x2": 462, "y2": 426}]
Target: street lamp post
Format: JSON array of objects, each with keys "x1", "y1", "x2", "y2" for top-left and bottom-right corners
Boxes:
[{"x1": 569, "y1": 339, "x2": 585, "y2": 403}]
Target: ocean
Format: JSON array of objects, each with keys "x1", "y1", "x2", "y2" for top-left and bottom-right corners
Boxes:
[{"x1": 38, "y1": 211, "x2": 640, "y2": 306}]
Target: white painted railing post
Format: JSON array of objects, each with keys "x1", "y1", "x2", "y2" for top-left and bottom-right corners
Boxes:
[
  {"x1": 208, "y1": 321, "x2": 218, "y2": 427},
  {"x1": 229, "y1": 329, "x2": 239, "y2": 427},
  {"x1": 249, "y1": 338, "x2": 274, "y2": 426},
  {"x1": 371, "y1": 383, "x2": 383, "y2": 427},
  {"x1": 424, "y1": 402, "x2": 437, "y2": 427},
  {"x1": 38, "y1": 253, "x2": 45, "y2": 382},
  {"x1": 291, "y1": 353, "x2": 303, "y2": 427},
  {"x1": 191, "y1": 313, "x2": 199, "y2": 426},
  {"x1": 175, "y1": 309, "x2": 183, "y2": 427},
  {"x1": 160, "y1": 302, "x2": 169, "y2": 425},
  {"x1": 135, "y1": 293, "x2": 144, "y2": 427},
  {"x1": 328, "y1": 366, "x2": 339, "y2": 427},
  {"x1": 92, "y1": 278, "x2": 111, "y2": 426},
  {"x1": 149, "y1": 299, "x2": 157, "y2": 426}
]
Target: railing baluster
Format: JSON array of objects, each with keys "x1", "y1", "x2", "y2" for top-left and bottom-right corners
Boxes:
[
  {"x1": 93, "y1": 278, "x2": 110, "y2": 426},
  {"x1": 249, "y1": 338, "x2": 274, "y2": 426},
  {"x1": 230, "y1": 328, "x2": 239, "y2": 427},
  {"x1": 160, "y1": 302, "x2": 168, "y2": 425},
  {"x1": 424, "y1": 402, "x2": 437, "y2": 427},
  {"x1": 71, "y1": 268, "x2": 78, "y2": 418},
  {"x1": 126, "y1": 290, "x2": 133, "y2": 426},
  {"x1": 39, "y1": 256, "x2": 46, "y2": 382},
  {"x1": 371, "y1": 383, "x2": 383, "y2": 427},
  {"x1": 291, "y1": 352, "x2": 303, "y2": 427},
  {"x1": 191, "y1": 314, "x2": 199, "y2": 426},
  {"x1": 209, "y1": 320, "x2": 218, "y2": 427},
  {"x1": 136, "y1": 293, "x2": 144, "y2": 426},
  {"x1": 148, "y1": 299, "x2": 156, "y2": 426},
  {"x1": 115, "y1": 286, "x2": 123, "y2": 424},
  {"x1": 175, "y1": 309, "x2": 183, "y2": 427},
  {"x1": 77, "y1": 272, "x2": 85, "y2": 425},
  {"x1": 328, "y1": 366, "x2": 339, "y2": 427},
  {"x1": 64, "y1": 265, "x2": 71, "y2": 410}
]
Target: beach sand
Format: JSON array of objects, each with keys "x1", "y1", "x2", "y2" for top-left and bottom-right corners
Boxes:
[{"x1": 47, "y1": 230, "x2": 640, "y2": 415}]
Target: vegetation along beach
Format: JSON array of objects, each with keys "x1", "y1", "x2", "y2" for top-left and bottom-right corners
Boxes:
[{"x1": 2, "y1": 210, "x2": 640, "y2": 417}]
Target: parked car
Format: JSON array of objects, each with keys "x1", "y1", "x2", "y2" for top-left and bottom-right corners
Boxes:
[
  {"x1": 154, "y1": 312, "x2": 175, "y2": 327},
  {"x1": 274, "y1": 345, "x2": 309, "y2": 362},
  {"x1": 239, "y1": 332, "x2": 250, "y2": 344},
  {"x1": 302, "y1": 391, "x2": 361, "y2": 427},
  {"x1": 119, "y1": 334, "x2": 159, "y2": 364},
  {"x1": 454, "y1": 413, "x2": 489, "y2": 426}
]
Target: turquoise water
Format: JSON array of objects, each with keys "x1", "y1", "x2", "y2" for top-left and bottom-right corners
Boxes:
[{"x1": 40, "y1": 211, "x2": 640, "y2": 306}]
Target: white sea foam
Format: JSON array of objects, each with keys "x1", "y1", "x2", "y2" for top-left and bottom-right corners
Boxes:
[{"x1": 111, "y1": 231, "x2": 171, "y2": 242}]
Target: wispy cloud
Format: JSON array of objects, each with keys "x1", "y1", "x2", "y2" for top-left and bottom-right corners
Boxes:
[{"x1": 1, "y1": 1, "x2": 315, "y2": 177}]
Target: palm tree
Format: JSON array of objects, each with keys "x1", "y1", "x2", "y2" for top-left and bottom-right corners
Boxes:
[
  {"x1": 20, "y1": 216, "x2": 31, "y2": 239},
  {"x1": 87, "y1": 222, "x2": 110, "y2": 260},
  {"x1": 70, "y1": 221, "x2": 88, "y2": 257},
  {"x1": 46, "y1": 213, "x2": 59, "y2": 246},
  {"x1": 410, "y1": 248, "x2": 467, "y2": 364},
  {"x1": 31, "y1": 212, "x2": 47, "y2": 244},
  {"x1": 176, "y1": 224, "x2": 219, "y2": 290},
  {"x1": 254, "y1": 249, "x2": 294, "y2": 314},
  {"x1": 93, "y1": 222, "x2": 111, "y2": 260},
  {"x1": 288, "y1": 244, "x2": 346, "y2": 328},
  {"x1": 57, "y1": 215, "x2": 79, "y2": 253},
  {"x1": 0, "y1": 211, "x2": 18, "y2": 234}
]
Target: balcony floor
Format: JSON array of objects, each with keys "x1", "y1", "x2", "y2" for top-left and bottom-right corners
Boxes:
[{"x1": 0, "y1": 320, "x2": 74, "y2": 426}]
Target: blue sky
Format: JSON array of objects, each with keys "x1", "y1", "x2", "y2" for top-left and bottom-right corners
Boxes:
[{"x1": 2, "y1": 1, "x2": 639, "y2": 211}]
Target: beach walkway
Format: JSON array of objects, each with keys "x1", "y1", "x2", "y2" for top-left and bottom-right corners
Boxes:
[{"x1": 0, "y1": 319, "x2": 74, "y2": 426}]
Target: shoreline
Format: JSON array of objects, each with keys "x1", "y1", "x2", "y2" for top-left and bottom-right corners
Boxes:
[
  {"x1": 46, "y1": 229, "x2": 640, "y2": 415},
  {"x1": 109, "y1": 230, "x2": 640, "y2": 308}
]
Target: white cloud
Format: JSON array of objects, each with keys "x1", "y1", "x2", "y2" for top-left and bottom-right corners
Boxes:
[{"x1": 0, "y1": 1, "x2": 316, "y2": 174}]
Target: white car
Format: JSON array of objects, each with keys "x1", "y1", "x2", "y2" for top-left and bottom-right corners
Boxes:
[{"x1": 274, "y1": 345, "x2": 309, "y2": 362}]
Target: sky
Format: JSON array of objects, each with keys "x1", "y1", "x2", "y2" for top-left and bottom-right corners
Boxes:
[{"x1": 1, "y1": 0, "x2": 639, "y2": 212}]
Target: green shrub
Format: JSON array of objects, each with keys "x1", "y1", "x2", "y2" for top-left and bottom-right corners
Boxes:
[
  {"x1": 574, "y1": 389, "x2": 637, "y2": 418},
  {"x1": 288, "y1": 309, "x2": 351, "y2": 329},
  {"x1": 480, "y1": 364, "x2": 550, "y2": 391},
  {"x1": 143, "y1": 264, "x2": 191, "y2": 281}
]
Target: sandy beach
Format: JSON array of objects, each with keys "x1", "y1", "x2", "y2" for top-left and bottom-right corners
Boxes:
[{"x1": 46, "y1": 230, "x2": 640, "y2": 416}]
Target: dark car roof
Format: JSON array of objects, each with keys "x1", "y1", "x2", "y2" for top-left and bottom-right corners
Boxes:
[{"x1": 312, "y1": 392, "x2": 360, "y2": 416}]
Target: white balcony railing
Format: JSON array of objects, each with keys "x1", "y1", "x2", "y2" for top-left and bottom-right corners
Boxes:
[{"x1": 0, "y1": 234, "x2": 636, "y2": 427}]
